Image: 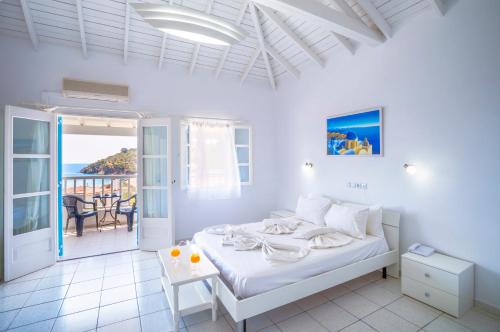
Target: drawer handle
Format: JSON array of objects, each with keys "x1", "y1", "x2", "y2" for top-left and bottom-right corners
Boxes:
[
  {"x1": 424, "y1": 292, "x2": 430, "y2": 298},
  {"x1": 424, "y1": 273, "x2": 430, "y2": 278}
]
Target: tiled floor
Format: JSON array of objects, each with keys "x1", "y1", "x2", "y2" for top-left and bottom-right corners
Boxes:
[
  {"x1": 1, "y1": 252, "x2": 499, "y2": 332},
  {"x1": 62, "y1": 219, "x2": 138, "y2": 260}
]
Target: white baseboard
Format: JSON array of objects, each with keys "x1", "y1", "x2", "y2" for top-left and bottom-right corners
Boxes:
[{"x1": 475, "y1": 300, "x2": 500, "y2": 317}]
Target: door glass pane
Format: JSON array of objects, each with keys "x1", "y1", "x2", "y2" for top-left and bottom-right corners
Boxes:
[
  {"x1": 13, "y1": 194, "x2": 50, "y2": 235},
  {"x1": 13, "y1": 118, "x2": 50, "y2": 154},
  {"x1": 236, "y1": 147, "x2": 249, "y2": 164},
  {"x1": 143, "y1": 157, "x2": 167, "y2": 187},
  {"x1": 235, "y1": 128, "x2": 249, "y2": 145},
  {"x1": 143, "y1": 127, "x2": 167, "y2": 155},
  {"x1": 143, "y1": 189, "x2": 168, "y2": 218},
  {"x1": 239, "y1": 166, "x2": 249, "y2": 183},
  {"x1": 13, "y1": 158, "x2": 50, "y2": 195}
]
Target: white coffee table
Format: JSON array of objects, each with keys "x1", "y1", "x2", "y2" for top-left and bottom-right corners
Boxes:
[{"x1": 158, "y1": 245, "x2": 220, "y2": 332}]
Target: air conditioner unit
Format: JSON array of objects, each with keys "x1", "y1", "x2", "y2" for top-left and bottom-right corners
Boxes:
[{"x1": 62, "y1": 78, "x2": 129, "y2": 102}]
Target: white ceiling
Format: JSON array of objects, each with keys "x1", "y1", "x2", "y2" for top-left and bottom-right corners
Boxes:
[{"x1": 0, "y1": 0, "x2": 440, "y2": 88}]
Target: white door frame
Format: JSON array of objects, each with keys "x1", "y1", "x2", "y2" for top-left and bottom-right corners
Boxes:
[
  {"x1": 4, "y1": 106, "x2": 58, "y2": 281},
  {"x1": 137, "y1": 117, "x2": 174, "y2": 250}
]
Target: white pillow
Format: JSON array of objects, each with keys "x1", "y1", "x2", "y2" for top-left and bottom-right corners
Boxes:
[
  {"x1": 343, "y1": 203, "x2": 385, "y2": 238},
  {"x1": 324, "y1": 204, "x2": 369, "y2": 239},
  {"x1": 295, "y1": 195, "x2": 331, "y2": 226}
]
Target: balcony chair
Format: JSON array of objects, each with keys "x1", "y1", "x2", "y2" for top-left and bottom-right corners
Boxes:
[
  {"x1": 115, "y1": 194, "x2": 137, "y2": 232},
  {"x1": 63, "y1": 195, "x2": 99, "y2": 237}
]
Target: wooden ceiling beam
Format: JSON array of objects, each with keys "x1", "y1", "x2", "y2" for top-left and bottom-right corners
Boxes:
[
  {"x1": 20, "y1": 0, "x2": 39, "y2": 50},
  {"x1": 249, "y1": 3, "x2": 275, "y2": 90},
  {"x1": 241, "y1": 47, "x2": 261, "y2": 84},
  {"x1": 256, "y1": 4, "x2": 324, "y2": 68},
  {"x1": 75, "y1": 0, "x2": 88, "y2": 58},
  {"x1": 251, "y1": 0, "x2": 384, "y2": 45},
  {"x1": 215, "y1": 0, "x2": 248, "y2": 79},
  {"x1": 357, "y1": 0, "x2": 392, "y2": 39},
  {"x1": 428, "y1": 0, "x2": 446, "y2": 16},
  {"x1": 265, "y1": 42, "x2": 299, "y2": 79},
  {"x1": 158, "y1": 0, "x2": 173, "y2": 70},
  {"x1": 190, "y1": 0, "x2": 214, "y2": 75}
]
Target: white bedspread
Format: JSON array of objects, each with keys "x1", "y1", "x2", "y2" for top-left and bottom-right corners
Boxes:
[{"x1": 193, "y1": 219, "x2": 389, "y2": 298}]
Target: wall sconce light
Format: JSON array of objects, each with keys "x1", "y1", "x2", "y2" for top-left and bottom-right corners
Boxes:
[
  {"x1": 403, "y1": 163, "x2": 417, "y2": 175},
  {"x1": 303, "y1": 162, "x2": 314, "y2": 169}
]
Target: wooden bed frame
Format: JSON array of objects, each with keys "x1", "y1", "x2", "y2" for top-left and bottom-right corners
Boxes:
[{"x1": 214, "y1": 210, "x2": 400, "y2": 332}]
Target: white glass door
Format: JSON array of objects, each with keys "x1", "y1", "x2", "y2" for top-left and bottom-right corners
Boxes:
[
  {"x1": 4, "y1": 106, "x2": 57, "y2": 281},
  {"x1": 138, "y1": 118, "x2": 173, "y2": 250}
]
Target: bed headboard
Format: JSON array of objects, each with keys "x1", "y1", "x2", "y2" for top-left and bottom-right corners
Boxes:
[{"x1": 382, "y1": 209, "x2": 400, "y2": 251}]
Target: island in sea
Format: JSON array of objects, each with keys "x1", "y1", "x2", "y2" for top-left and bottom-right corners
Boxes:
[{"x1": 80, "y1": 148, "x2": 137, "y2": 175}]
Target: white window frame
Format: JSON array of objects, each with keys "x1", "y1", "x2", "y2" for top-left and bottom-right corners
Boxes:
[{"x1": 180, "y1": 122, "x2": 253, "y2": 190}]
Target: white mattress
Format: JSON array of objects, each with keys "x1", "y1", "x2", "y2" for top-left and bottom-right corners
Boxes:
[{"x1": 193, "y1": 219, "x2": 389, "y2": 298}]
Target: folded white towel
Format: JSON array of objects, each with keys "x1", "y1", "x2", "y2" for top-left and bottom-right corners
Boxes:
[
  {"x1": 203, "y1": 224, "x2": 230, "y2": 235},
  {"x1": 308, "y1": 232, "x2": 353, "y2": 249},
  {"x1": 258, "y1": 218, "x2": 300, "y2": 235},
  {"x1": 293, "y1": 227, "x2": 337, "y2": 240}
]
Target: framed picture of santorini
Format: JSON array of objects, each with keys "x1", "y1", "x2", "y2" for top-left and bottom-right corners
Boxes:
[{"x1": 326, "y1": 107, "x2": 383, "y2": 156}]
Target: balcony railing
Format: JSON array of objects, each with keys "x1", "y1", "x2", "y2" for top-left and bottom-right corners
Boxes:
[{"x1": 63, "y1": 175, "x2": 137, "y2": 201}]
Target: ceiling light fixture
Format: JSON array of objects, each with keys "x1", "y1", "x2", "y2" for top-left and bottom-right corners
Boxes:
[{"x1": 130, "y1": 3, "x2": 246, "y2": 46}]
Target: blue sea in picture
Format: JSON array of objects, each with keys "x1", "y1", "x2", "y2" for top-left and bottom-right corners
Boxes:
[
  {"x1": 327, "y1": 109, "x2": 382, "y2": 156},
  {"x1": 63, "y1": 163, "x2": 89, "y2": 177}
]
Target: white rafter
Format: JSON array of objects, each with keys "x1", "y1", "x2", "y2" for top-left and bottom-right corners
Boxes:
[
  {"x1": 327, "y1": 0, "x2": 361, "y2": 54},
  {"x1": 241, "y1": 47, "x2": 261, "y2": 84},
  {"x1": 215, "y1": 1, "x2": 249, "y2": 79},
  {"x1": 251, "y1": 0, "x2": 384, "y2": 45},
  {"x1": 20, "y1": 0, "x2": 38, "y2": 50},
  {"x1": 189, "y1": 0, "x2": 214, "y2": 75},
  {"x1": 428, "y1": 0, "x2": 445, "y2": 16},
  {"x1": 123, "y1": 1, "x2": 130, "y2": 64},
  {"x1": 249, "y1": 3, "x2": 275, "y2": 90},
  {"x1": 265, "y1": 43, "x2": 299, "y2": 79},
  {"x1": 158, "y1": 0, "x2": 173, "y2": 70},
  {"x1": 256, "y1": 4, "x2": 324, "y2": 68},
  {"x1": 75, "y1": 0, "x2": 87, "y2": 58},
  {"x1": 357, "y1": 0, "x2": 392, "y2": 39}
]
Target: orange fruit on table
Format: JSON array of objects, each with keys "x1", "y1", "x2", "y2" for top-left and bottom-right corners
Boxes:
[
  {"x1": 170, "y1": 248, "x2": 180, "y2": 257},
  {"x1": 190, "y1": 253, "x2": 200, "y2": 263}
]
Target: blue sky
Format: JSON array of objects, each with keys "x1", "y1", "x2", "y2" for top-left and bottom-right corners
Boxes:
[{"x1": 327, "y1": 109, "x2": 381, "y2": 130}]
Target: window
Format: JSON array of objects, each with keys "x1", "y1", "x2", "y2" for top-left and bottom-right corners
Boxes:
[{"x1": 181, "y1": 122, "x2": 252, "y2": 189}]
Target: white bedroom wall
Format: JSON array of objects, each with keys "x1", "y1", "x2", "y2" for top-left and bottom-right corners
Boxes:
[
  {"x1": 274, "y1": 0, "x2": 500, "y2": 310},
  {"x1": 0, "y1": 36, "x2": 278, "y2": 243}
]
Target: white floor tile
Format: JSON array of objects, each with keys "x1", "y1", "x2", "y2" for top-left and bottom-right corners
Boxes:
[
  {"x1": 66, "y1": 278, "x2": 103, "y2": 298},
  {"x1": 334, "y1": 292, "x2": 380, "y2": 319},
  {"x1": 0, "y1": 280, "x2": 39, "y2": 298},
  {"x1": 72, "y1": 268, "x2": 105, "y2": 283},
  {"x1": 266, "y1": 302, "x2": 303, "y2": 323},
  {"x1": 137, "y1": 292, "x2": 169, "y2": 315},
  {"x1": 385, "y1": 296, "x2": 441, "y2": 327},
  {"x1": 98, "y1": 299, "x2": 139, "y2": 327},
  {"x1": 278, "y1": 312, "x2": 327, "y2": 332},
  {"x1": 97, "y1": 317, "x2": 141, "y2": 332},
  {"x1": 295, "y1": 292, "x2": 329, "y2": 311},
  {"x1": 135, "y1": 279, "x2": 163, "y2": 298},
  {"x1": 363, "y1": 271, "x2": 383, "y2": 283},
  {"x1": 134, "y1": 266, "x2": 162, "y2": 283},
  {"x1": 140, "y1": 309, "x2": 183, "y2": 332},
  {"x1": 24, "y1": 285, "x2": 69, "y2": 307},
  {"x1": 36, "y1": 273, "x2": 74, "y2": 290},
  {"x1": 0, "y1": 309, "x2": 19, "y2": 330},
  {"x1": 104, "y1": 263, "x2": 134, "y2": 277},
  {"x1": 182, "y1": 309, "x2": 213, "y2": 326},
  {"x1": 363, "y1": 308, "x2": 419, "y2": 332},
  {"x1": 6, "y1": 318, "x2": 55, "y2": 332},
  {"x1": 246, "y1": 313, "x2": 275, "y2": 332},
  {"x1": 0, "y1": 293, "x2": 30, "y2": 312},
  {"x1": 341, "y1": 321, "x2": 377, "y2": 332},
  {"x1": 9, "y1": 300, "x2": 62, "y2": 328},
  {"x1": 45, "y1": 264, "x2": 78, "y2": 277},
  {"x1": 344, "y1": 277, "x2": 371, "y2": 291},
  {"x1": 355, "y1": 282, "x2": 401, "y2": 306},
  {"x1": 102, "y1": 273, "x2": 135, "y2": 290},
  {"x1": 100, "y1": 284, "x2": 136, "y2": 306},
  {"x1": 448, "y1": 307, "x2": 500, "y2": 332},
  {"x1": 321, "y1": 285, "x2": 351, "y2": 300},
  {"x1": 259, "y1": 326, "x2": 281, "y2": 332},
  {"x1": 188, "y1": 316, "x2": 233, "y2": 332},
  {"x1": 59, "y1": 292, "x2": 101, "y2": 316},
  {"x1": 308, "y1": 301, "x2": 358, "y2": 332},
  {"x1": 423, "y1": 315, "x2": 472, "y2": 332},
  {"x1": 52, "y1": 308, "x2": 98, "y2": 332},
  {"x1": 133, "y1": 258, "x2": 160, "y2": 271},
  {"x1": 374, "y1": 277, "x2": 401, "y2": 295}
]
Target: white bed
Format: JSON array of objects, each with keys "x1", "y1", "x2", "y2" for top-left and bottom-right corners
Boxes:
[
  {"x1": 193, "y1": 210, "x2": 400, "y2": 332},
  {"x1": 193, "y1": 218, "x2": 389, "y2": 298}
]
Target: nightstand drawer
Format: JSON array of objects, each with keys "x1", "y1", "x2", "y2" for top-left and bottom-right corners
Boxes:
[
  {"x1": 402, "y1": 257, "x2": 459, "y2": 295},
  {"x1": 402, "y1": 277, "x2": 459, "y2": 317}
]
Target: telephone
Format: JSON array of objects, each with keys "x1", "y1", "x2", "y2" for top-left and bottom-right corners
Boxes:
[{"x1": 408, "y1": 243, "x2": 435, "y2": 257}]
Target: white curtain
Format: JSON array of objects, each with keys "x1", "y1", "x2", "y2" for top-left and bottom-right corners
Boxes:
[{"x1": 187, "y1": 119, "x2": 241, "y2": 200}]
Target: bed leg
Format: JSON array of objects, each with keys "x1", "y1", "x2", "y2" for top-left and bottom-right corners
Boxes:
[
  {"x1": 236, "y1": 319, "x2": 247, "y2": 332},
  {"x1": 382, "y1": 267, "x2": 387, "y2": 279}
]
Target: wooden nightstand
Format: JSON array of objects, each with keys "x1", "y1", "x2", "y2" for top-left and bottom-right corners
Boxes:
[
  {"x1": 269, "y1": 209, "x2": 295, "y2": 219},
  {"x1": 401, "y1": 252, "x2": 474, "y2": 317}
]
